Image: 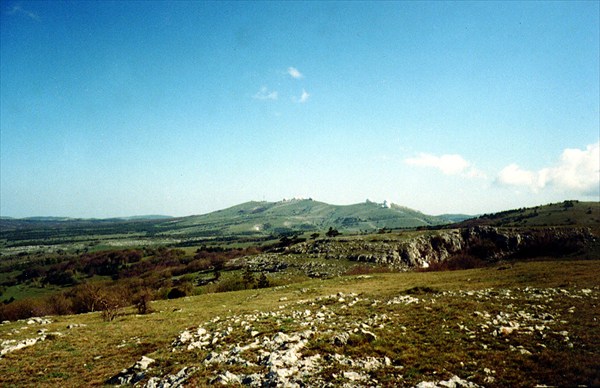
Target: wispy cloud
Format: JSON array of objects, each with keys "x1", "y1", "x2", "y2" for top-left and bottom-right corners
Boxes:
[
  {"x1": 496, "y1": 142, "x2": 600, "y2": 195},
  {"x1": 253, "y1": 86, "x2": 278, "y2": 101},
  {"x1": 287, "y1": 67, "x2": 303, "y2": 79},
  {"x1": 297, "y1": 89, "x2": 310, "y2": 103},
  {"x1": 7, "y1": 4, "x2": 40, "y2": 21},
  {"x1": 405, "y1": 153, "x2": 486, "y2": 178}
]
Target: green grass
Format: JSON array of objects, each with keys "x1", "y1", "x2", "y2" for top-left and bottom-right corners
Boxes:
[
  {"x1": 0, "y1": 260, "x2": 599, "y2": 387},
  {"x1": 1, "y1": 282, "x2": 64, "y2": 302},
  {"x1": 462, "y1": 200, "x2": 600, "y2": 228}
]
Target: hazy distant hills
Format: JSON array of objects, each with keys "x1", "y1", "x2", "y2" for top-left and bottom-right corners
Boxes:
[
  {"x1": 3, "y1": 199, "x2": 597, "y2": 241},
  {"x1": 0, "y1": 199, "x2": 458, "y2": 238},
  {"x1": 160, "y1": 199, "x2": 455, "y2": 237},
  {"x1": 164, "y1": 199, "x2": 599, "y2": 237},
  {"x1": 0, "y1": 215, "x2": 173, "y2": 233}
]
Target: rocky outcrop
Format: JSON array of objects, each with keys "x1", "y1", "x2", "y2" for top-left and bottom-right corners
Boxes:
[
  {"x1": 283, "y1": 226, "x2": 596, "y2": 269},
  {"x1": 106, "y1": 356, "x2": 155, "y2": 385}
]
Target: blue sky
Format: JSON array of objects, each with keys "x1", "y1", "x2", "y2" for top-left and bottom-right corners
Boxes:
[{"x1": 1, "y1": 1, "x2": 599, "y2": 218}]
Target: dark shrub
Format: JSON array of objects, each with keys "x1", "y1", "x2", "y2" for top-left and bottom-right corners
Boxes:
[
  {"x1": 446, "y1": 254, "x2": 487, "y2": 270},
  {"x1": 133, "y1": 289, "x2": 154, "y2": 314},
  {"x1": 43, "y1": 269, "x2": 77, "y2": 286},
  {"x1": 47, "y1": 293, "x2": 73, "y2": 315},
  {"x1": 214, "y1": 276, "x2": 246, "y2": 293},
  {"x1": 167, "y1": 287, "x2": 187, "y2": 299},
  {"x1": 98, "y1": 287, "x2": 128, "y2": 322},
  {"x1": 468, "y1": 239, "x2": 500, "y2": 259},
  {"x1": 243, "y1": 267, "x2": 256, "y2": 289},
  {"x1": 425, "y1": 255, "x2": 487, "y2": 272},
  {"x1": 68, "y1": 283, "x2": 103, "y2": 313},
  {"x1": 0, "y1": 298, "x2": 51, "y2": 321},
  {"x1": 256, "y1": 272, "x2": 270, "y2": 288}
]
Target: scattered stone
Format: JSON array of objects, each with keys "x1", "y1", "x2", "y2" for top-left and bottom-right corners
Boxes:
[
  {"x1": 105, "y1": 356, "x2": 155, "y2": 385},
  {"x1": 414, "y1": 375, "x2": 481, "y2": 388},
  {"x1": 67, "y1": 323, "x2": 87, "y2": 329},
  {"x1": 145, "y1": 367, "x2": 196, "y2": 388},
  {"x1": 211, "y1": 371, "x2": 241, "y2": 385},
  {"x1": 154, "y1": 283, "x2": 595, "y2": 386},
  {"x1": 0, "y1": 323, "x2": 58, "y2": 358},
  {"x1": 26, "y1": 317, "x2": 51, "y2": 325},
  {"x1": 333, "y1": 332, "x2": 349, "y2": 346},
  {"x1": 360, "y1": 329, "x2": 377, "y2": 342},
  {"x1": 1, "y1": 337, "x2": 41, "y2": 357},
  {"x1": 344, "y1": 371, "x2": 367, "y2": 381}
]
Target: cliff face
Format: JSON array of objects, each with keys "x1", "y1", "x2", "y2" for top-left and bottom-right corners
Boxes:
[{"x1": 288, "y1": 227, "x2": 597, "y2": 269}]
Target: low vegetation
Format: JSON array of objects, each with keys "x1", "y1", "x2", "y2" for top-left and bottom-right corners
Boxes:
[
  {"x1": 0, "y1": 200, "x2": 598, "y2": 386},
  {"x1": 460, "y1": 200, "x2": 600, "y2": 228},
  {"x1": 0, "y1": 261, "x2": 598, "y2": 387}
]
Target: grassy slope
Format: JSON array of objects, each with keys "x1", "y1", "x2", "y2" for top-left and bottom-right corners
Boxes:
[
  {"x1": 0, "y1": 200, "x2": 449, "y2": 251},
  {"x1": 459, "y1": 201, "x2": 600, "y2": 229},
  {"x1": 167, "y1": 199, "x2": 447, "y2": 236},
  {"x1": 1, "y1": 260, "x2": 599, "y2": 387}
]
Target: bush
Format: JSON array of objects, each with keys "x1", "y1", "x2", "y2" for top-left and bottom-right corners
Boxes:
[
  {"x1": 98, "y1": 288, "x2": 127, "y2": 322},
  {"x1": 448, "y1": 255, "x2": 487, "y2": 270},
  {"x1": 43, "y1": 269, "x2": 77, "y2": 286},
  {"x1": 344, "y1": 264, "x2": 390, "y2": 276},
  {"x1": 243, "y1": 267, "x2": 256, "y2": 289},
  {"x1": 68, "y1": 283, "x2": 103, "y2": 313},
  {"x1": 424, "y1": 255, "x2": 487, "y2": 272},
  {"x1": 133, "y1": 289, "x2": 154, "y2": 314},
  {"x1": 212, "y1": 276, "x2": 246, "y2": 293},
  {"x1": 47, "y1": 293, "x2": 73, "y2": 315},
  {"x1": 467, "y1": 239, "x2": 501, "y2": 260},
  {"x1": 0, "y1": 298, "x2": 52, "y2": 321},
  {"x1": 167, "y1": 287, "x2": 187, "y2": 299},
  {"x1": 256, "y1": 272, "x2": 270, "y2": 288},
  {"x1": 326, "y1": 227, "x2": 340, "y2": 237}
]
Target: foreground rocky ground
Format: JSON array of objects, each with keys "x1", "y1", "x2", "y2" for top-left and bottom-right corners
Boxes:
[
  {"x1": 135, "y1": 284, "x2": 599, "y2": 387},
  {"x1": 1, "y1": 261, "x2": 599, "y2": 387}
]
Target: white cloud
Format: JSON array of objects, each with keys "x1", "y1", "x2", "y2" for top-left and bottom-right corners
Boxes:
[
  {"x1": 497, "y1": 164, "x2": 538, "y2": 190},
  {"x1": 287, "y1": 67, "x2": 303, "y2": 79},
  {"x1": 253, "y1": 86, "x2": 278, "y2": 100},
  {"x1": 496, "y1": 142, "x2": 600, "y2": 195},
  {"x1": 298, "y1": 89, "x2": 310, "y2": 103},
  {"x1": 405, "y1": 153, "x2": 485, "y2": 178}
]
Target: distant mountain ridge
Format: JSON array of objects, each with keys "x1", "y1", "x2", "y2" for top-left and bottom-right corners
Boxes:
[
  {"x1": 2, "y1": 199, "x2": 597, "y2": 242},
  {"x1": 0, "y1": 199, "x2": 453, "y2": 239},
  {"x1": 164, "y1": 198, "x2": 452, "y2": 236},
  {"x1": 0, "y1": 215, "x2": 172, "y2": 222}
]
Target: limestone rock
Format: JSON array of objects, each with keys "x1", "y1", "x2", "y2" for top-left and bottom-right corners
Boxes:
[{"x1": 105, "y1": 356, "x2": 155, "y2": 385}]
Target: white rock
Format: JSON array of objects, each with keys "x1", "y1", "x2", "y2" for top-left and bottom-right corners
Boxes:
[
  {"x1": 212, "y1": 371, "x2": 241, "y2": 385},
  {"x1": 343, "y1": 371, "x2": 367, "y2": 381},
  {"x1": 360, "y1": 329, "x2": 377, "y2": 342},
  {"x1": 135, "y1": 356, "x2": 155, "y2": 371},
  {"x1": 177, "y1": 330, "x2": 193, "y2": 344}
]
